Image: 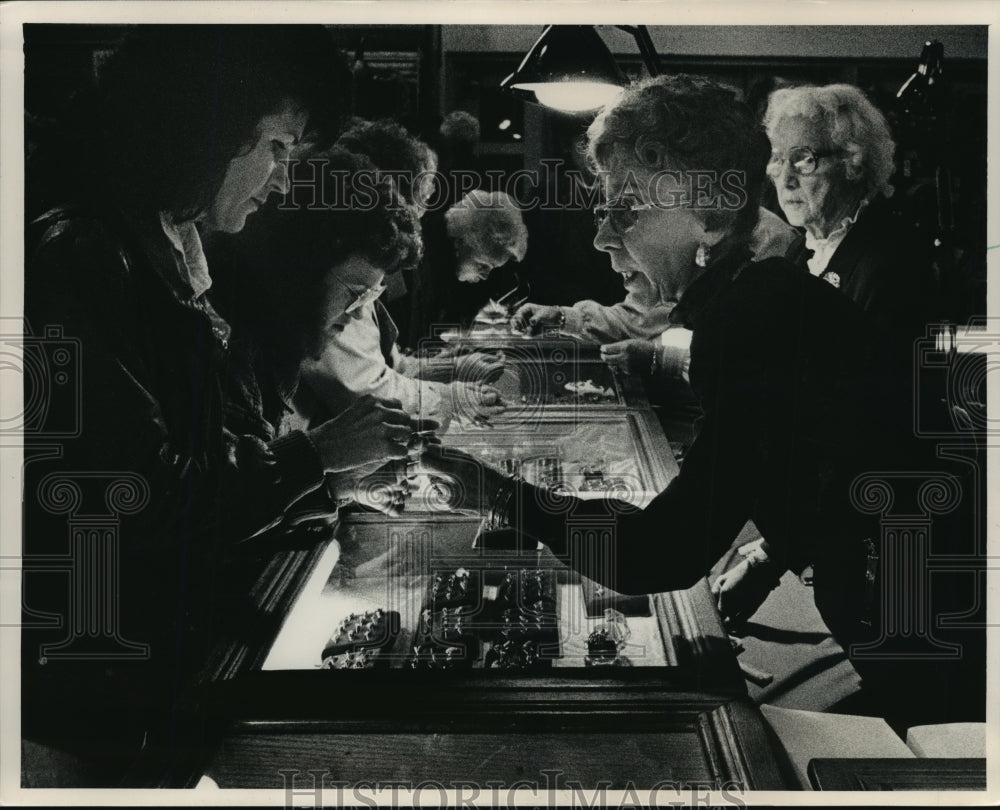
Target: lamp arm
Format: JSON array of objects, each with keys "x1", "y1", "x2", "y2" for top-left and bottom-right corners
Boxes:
[{"x1": 615, "y1": 25, "x2": 662, "y2": 77}]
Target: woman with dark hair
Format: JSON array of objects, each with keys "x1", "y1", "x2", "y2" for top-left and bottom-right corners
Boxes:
[
  {"x1": 209, "y1": 146, "x2": 430, "y2": 492},
  {"x1": 212, "y1": 145, "x2": 430, "y2": 516},
  {"x1": 336, "y1": 117, "x2": 439, "y2": 214},
  {"x1": 332, "y1": 120, "x2": 510, "y2": 391},
  {"x1": 300, "y1": 127, "x2": 508, "y2": 429},
  {"x1": 22, "y1": 26, "x2": 417, "y2": 785},
  {"x1": 215, "y1": 147, "x2": 423, "y2": 401},
  {"x1": 423, "y1": 74, "x2": 980, "y2": 729},
  {"x1": 95, "y1": 25, "x2": 345, "y2": 221},
  {"x1": 332, "y1": 119, "x2": 437, "y2": 350}
]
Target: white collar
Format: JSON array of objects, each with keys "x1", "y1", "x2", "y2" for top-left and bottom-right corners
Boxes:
[
  {"x1": 158, "y1": 211, "x2": 212, "y2": 300},
  {"x1": 804, "y1": 197, "x2": 870, "y2": 276}
]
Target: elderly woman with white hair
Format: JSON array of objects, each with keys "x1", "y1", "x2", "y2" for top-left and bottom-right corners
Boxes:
[
  {"x1": 421, "y1": 74, "x2": 983, "y2": 729},
  {"x1": 445, "y1": 189, "x2": 529, "y2": 283},
  {"x1": 713, "y1": 85, "x2": 942, "y2": 634},
  {"x1": 408, "y1": 189, "x2": 529, "y2": 343},
  {"x1": 764, "y1": 83, "x2": 937, "y2": 338}
]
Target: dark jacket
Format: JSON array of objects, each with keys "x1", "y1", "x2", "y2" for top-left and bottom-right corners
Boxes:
[
  {"x1": 514, "y1": 252, "x2": 916, "y2": 624},
  {"x1": 802, "y1": 195, "x2": 940, "y2": 342},
  {"x1": 22, "y1": 203, "x2": 325, "y2": 765}
]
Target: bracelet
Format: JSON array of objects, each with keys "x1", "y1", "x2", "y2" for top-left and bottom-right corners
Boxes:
[
  {"x1": 488, "y1": 475, "x2": 518, "y2": 529},
  {"x1": 555, "y1": 309, "x2": 566, "y2": 330},
  {"x1": 649, "y1": 346, "x2": 661, "y2": 377}
]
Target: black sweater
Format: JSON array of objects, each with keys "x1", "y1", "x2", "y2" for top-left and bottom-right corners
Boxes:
[{"x1": 512, "y1": 255, "x2": 916, "y2": 593}]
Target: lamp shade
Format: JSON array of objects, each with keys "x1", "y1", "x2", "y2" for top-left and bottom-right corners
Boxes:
[{"x1": 501, "y1": 25, "x2": 628, "y2": 113}]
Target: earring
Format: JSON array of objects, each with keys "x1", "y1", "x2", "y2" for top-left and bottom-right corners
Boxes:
[{"x1": 695, "y1": 243, "x2": 710, "y2": 268}]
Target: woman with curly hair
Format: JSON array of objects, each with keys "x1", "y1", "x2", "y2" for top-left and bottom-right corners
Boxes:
[
  {"x1": 422, "y1": 74, "x2": 981, "y2": 730},
  {"x1": 764, "y1": 83, "x2": 938, "y2": 337},
  {"x1": 336, "y1": 117, "x2": 440, "y2": 213},
  {"x1": 409, "y1": 189, "x2": 529, "y2": 344},
  {"x1": 22, "y1": 26, "x2": 420, "y2": 785},
  {"x1": 290, "y1": 163, "x2": 511, "y2": 430},
  {"x1": 333, "y1": 118, "x2": 438, "y2": 348},
  {"x1": 210, "y1": 145, "x2": 433, "y2": 521}
]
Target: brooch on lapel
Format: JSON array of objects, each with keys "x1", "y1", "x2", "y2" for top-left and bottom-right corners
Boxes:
[{"x1": 823, "y1": 271, "x2": 841, "y2": 289}]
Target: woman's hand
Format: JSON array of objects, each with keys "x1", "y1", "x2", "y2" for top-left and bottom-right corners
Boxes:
[
  {"x1": 455, "y1": 350, "x2": 506, "y2": 384},
  {"x1": 419, "y1": 444, "x2": 505, "y2": 513},
  {"x1": 511, "y1": 303, "x2": 562, "y2": 334},
  {"x1": 711, "y1": 556, "x2": 781, "y2": 632},
  {"x1": 600, "y1": 339, "x2": 656, "y2": 376},
  {"x1": 327, "y1": 458, "x2": 417, "y2": 517},
  {"x1": 416, "y1": 350, "x2": 506, "y2": 385},
  {"x1": 449, "y1": 383, "x2": 507, "y2": 426},
  {"x1": 308, "y1": 395, "x2": 437, "y2": 473}
]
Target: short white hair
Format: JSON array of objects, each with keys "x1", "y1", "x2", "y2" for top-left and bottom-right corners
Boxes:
[
  {"x1": 444, "y1": 190, "x2": 528, "y2": 265},
  {"x1": 763, "y1": 83, "x2": 896, "y2": 198}
]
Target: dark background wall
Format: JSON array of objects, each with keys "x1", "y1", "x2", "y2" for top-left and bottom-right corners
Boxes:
[{"x1": 24, "y1": 24, "x2": 988, "y2": 320}]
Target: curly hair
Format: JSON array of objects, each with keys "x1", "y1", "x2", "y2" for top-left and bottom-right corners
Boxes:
[
  {"x1": 336, "y1": 118, "x2": 438, "y2": 208},
  {"x1": 586, "y1": 74, "x2": 769, "y2": 247},
  {"x1": 444, "y1": 190, "x2": 528, "y2": 266},
  {"x1": 439, "y1": 111, "x2": 481, "y2": 145},
  {"x1": 95, "y1": 25, "x2": 349, "y2": 221},
  {"x1": 216, "y1": 146, "x2": 422, "y2": 392},
  {"x1": 763, "y1": 84, "x2": 896, "y2": 199}
]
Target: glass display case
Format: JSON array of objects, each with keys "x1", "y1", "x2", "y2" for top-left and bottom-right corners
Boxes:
[
  {"x1": 183, "y1": 361, "x2": 790, "y2": 791},
  {"x1": 404, "y1": 410, "x2": 672, "y2": 515},
  {"x1": 264, "y1": 408, "x2": 682, "y2": 673},
  {"x1": 261, "y1": 520, "x2": 685, "y2": 674},
  {"x1": 197, "y1": 503, "x2": 786, "y2": 790},
  {"x1": 421, "y1": 331, "x2": 647, "y2": 412}
]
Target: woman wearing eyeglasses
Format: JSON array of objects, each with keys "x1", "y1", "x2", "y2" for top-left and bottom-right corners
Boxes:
[
  {"x1": 763, "y1": 83, "x2": 937, "y2": 338},
  {"x1": 511, "y1": 204, "x2": 798, "y2": 344},
  {"x1": 711, "y1": 84, "x2": 945, "y2": 634},
  {"x1": 509, "y1": 192, "x2": 799, "y2": 398},
  {"x1": 209, "y1": 146, "x2": 432, "y2": 522},
  {"x1": 267, "y1": 153, "x2": 509, "y2": 436},
  {"x1": 420, "y1": 74, "x2": 971, "y2": 728},
  {"x1": 22, "y1": 26, "x2": 405, "y2": 786}
]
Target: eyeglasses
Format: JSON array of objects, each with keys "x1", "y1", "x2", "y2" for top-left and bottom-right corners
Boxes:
[
  {"x1": 335, "y1": 277, "x2": 387, "y2": 314},
  {"x1": 594, "y1": 194, "x2": 693, "y2": 235},
  {"x1": 766, "y1": 146, "x2": 837, "y2": 177}
]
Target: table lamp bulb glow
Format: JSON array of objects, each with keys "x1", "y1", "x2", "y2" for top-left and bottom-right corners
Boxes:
[{"x1": 515, "y1": 82, "x2": 624, "y2": 113}]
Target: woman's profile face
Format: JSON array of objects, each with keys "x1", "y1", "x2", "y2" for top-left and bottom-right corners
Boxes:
[
  {"x1": 323, "y1": 255, "x2": 386, "y2": 335},
  {"x1": 203, "y1": 99, "x2": 308, "y2": 234},
  {"x1": 454, "y1": 238, "x2": 501, "y2": 284},
  {"x1": 768, "y1": 115, "x2": 858, "y2": 238},
  {"x1": 592, "y1": 145, "x2": 706, "y2": 304}
]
